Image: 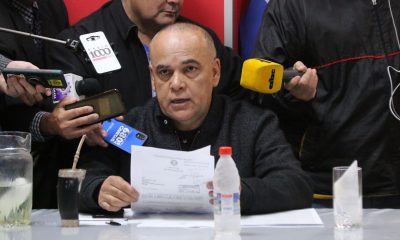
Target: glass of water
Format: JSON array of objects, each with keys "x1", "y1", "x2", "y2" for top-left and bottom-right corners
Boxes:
[
  {"x1": 333, "y1": 165, "x2": 362, "y2": 229},
  {"x1": 0, "y1": 132, "x2": 32, "y2": 227}
]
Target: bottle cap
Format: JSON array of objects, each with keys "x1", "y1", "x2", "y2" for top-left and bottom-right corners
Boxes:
[{"x1": 219, "y1": 146, "x2": 232, "y2": 155}]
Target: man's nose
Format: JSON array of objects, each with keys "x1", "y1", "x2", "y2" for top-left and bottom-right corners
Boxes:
[{"x1": 170, "y1": 72, "x2": 185, "y2": 90}]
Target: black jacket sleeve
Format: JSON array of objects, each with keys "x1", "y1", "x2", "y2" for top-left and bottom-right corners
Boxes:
[
  {"x1": 251, "y1": 0, "x2": 316, "y2": 154},
  {"x1": 240, "y1": 109, "x2": 313, "y2": 214},
  {"x1": 78, "y1": 145, "x2": 128, "y2": 212}
]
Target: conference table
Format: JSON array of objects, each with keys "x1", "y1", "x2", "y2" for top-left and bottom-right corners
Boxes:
[{"x1": 1, "y1": 209, "x2": 399, "y2": 240}]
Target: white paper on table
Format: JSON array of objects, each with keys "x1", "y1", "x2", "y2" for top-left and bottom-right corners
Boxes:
[
  {"x1": 130, "y1": 145, "x2": 215, "y2": 214},
  {"x1": 133, "y1": 208, "x2": 323, "y2": 228},
  {"x1": 134, "y1": 213, "x2": 214, "y2": 228},
  {"x1": 241, "y1": 208, "x2": 323, "y2": 227}
]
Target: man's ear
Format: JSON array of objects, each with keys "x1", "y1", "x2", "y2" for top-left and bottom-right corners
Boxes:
[
  {"x1": 149, "y1": 64, "x2": 156, "y2": 89},
  {"x1": 212, "y1": 58, "x2": 221, "y2": 87}
]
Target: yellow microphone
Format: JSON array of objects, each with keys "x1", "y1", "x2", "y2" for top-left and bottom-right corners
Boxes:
[{"x1": 240, "y1": 58, "x2": 303, "y2": 94}]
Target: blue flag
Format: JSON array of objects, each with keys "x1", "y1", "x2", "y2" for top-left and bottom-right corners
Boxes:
[{"x1": 239, "y1": 0, "x2": 268, "y2": 59}]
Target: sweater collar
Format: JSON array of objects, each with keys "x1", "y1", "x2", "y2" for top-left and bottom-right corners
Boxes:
[{"x1": 154, "y1": 94, "x2": 225, "y2": 144}]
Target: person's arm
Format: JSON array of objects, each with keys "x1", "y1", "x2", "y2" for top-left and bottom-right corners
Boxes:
[
  {"x1": 78, "y1": 145, "x2": 129, "y2": 212},
  {"x1": 0, "y1": 59, "x2": 51, "y2": 105},
  {"x1": 240, "y1": 109, "x2": 313, "y2": 215},
  {"x1": 252, "y1": 0, "x2": 317, "y2": 103},
  {"x1": 39, "y1": 97, "x2": 102, "y2": 139},
  {"x1": 284, "y1": 61, "x2": 318, "y2": 101},
  {"x1": 251, "y1": 0, "x2": 317, "y2": 153},
  {"x1": 0, "y1": 54, "x2": 12, "y2": 70}
]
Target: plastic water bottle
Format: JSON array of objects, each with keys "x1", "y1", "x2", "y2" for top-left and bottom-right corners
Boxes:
[{"x1": 213, "y1": 146, "x2": 241, "y2": 234}]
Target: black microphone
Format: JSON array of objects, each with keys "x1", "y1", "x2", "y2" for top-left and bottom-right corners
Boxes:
[
  {"x1": 75, "y1": 78, "x2": 101, "y2": 97},
  {"x1": 52, "y1": 76, "x2": 101, "y2": 103}
]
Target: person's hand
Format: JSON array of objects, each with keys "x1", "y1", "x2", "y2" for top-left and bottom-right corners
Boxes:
[
  {"x1": 0, "y1": 61, "x2": 51, "y2": 105},
  {"x1": 98, "y1": 176, "x2": 139, "y2": 212},
  {"x1": 40, "y1": 97, "x2": 101, "y2": 139},
  {"x1": 85, "y1": 115, "x2": 125, "y2": 147},
  {"x1": 283, "y1": 61, "x2": 318, "y2": 101},
  {"x1": 0, "y1": 74, "x2": 7, "y2": 94},
  {"x1": 85, "y1": 126, "x2": 108, "y2": 147}
]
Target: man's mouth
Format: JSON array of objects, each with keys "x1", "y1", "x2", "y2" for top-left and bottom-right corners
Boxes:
[
  {"x1": 162, "y1": 9, "x2": 178, "y2": 16},
  {"x1": 171, "y1": 98, "x2": 189, "y2": 104},
  {"x1": 163, "y1": 11, "x2": 177, "y2": 16}
]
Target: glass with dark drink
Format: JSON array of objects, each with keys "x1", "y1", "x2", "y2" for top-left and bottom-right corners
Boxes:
[{"x1": 57, "y1": 169, "x2": 86, "y2": 227}]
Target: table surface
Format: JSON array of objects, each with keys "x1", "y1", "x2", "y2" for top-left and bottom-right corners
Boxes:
[{"x1": 1, "y1": 209, "x2": 399, "y2": 240}]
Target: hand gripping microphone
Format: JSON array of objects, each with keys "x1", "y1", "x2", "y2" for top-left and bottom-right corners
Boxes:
[{"x1": 240, "y1": 58, "x2": 303, "y2": 94}]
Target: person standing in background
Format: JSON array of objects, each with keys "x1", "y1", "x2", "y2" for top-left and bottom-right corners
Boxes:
[{"x1": 252, "y1": 0, "x2": 400, "y2": 207}]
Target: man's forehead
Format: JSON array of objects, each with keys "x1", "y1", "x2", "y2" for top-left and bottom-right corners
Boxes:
[
  {"x1": 154, "y1": 58, "x2": 200, "y2": 68},
  {"x1": 153, "y1": 30, "x2": 203, "y2": 48}
]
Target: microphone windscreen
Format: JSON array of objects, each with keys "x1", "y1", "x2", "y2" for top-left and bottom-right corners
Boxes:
[
  {"x1": 75, "y1": 78, "x2": 101, "y2": 97},
  {"x1": 240, "y1": 58, "x2": 284, "y2": 94}
]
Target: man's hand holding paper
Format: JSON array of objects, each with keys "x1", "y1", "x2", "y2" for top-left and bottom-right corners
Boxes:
[
  {"x1": 98, "y1": 176, "x2": 140, "y2": 212},
  {"x1": 130, "y1": 146, "x2": 214, "y2": 213}
]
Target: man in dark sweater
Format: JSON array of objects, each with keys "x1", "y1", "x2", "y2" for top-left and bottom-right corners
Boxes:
[
  {"x1": 79, "y1": 23, "x2": 313, "y2": 215},
  {"x1": 25, "y1": 0, "x2": 246, "y2": 209}
]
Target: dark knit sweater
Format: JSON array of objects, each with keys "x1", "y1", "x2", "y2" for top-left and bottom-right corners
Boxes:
[{"x1": 79, "y1": 95, "x2": 313, "y2": 215}]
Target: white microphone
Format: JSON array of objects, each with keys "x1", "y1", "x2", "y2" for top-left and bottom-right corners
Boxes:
[{"x1": 52, "y1": 74, "x2": 101, "y2": 103}]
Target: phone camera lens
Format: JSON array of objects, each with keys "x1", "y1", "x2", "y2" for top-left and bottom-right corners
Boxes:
[{"x1": 136, "y1": 133, "x2": 146, "y2": 140}]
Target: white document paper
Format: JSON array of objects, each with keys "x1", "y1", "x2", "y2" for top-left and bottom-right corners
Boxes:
[
  {"x1": 130, "y1": 145, "x2": 215, "y2": 214},
  {"x1": 241, "y1": 208, "x2": 323, "y2": 227}
]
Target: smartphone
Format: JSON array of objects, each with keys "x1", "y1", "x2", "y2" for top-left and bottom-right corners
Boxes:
[
  {"x1": 1, "y1": 68, "x2": 67, "y2": 88},
  {"x1": 64, "y1": 89, "x2": 126, "y2": 126},
  {"x1": 102, "y1": 119, "x2": 148, "y2": 153}
]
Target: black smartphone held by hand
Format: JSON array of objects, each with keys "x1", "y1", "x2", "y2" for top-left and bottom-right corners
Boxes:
[
  {"x1": 1, "y1": 68, "x2": 67, "y2": 88},
  {"x1": 64, "y1": 89, "x2": 126, "y2": 126}
]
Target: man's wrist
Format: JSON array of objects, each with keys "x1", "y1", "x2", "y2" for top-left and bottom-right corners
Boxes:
[
  {"x1": 30, "y1": 111, "x2": 50, "y2": 142},
  {"x1": 0, "y1": 55, "x2": 12, "y2": 71},
  {"x1": 39, "y1": 111, "x2": 58, "y2": 137}
]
